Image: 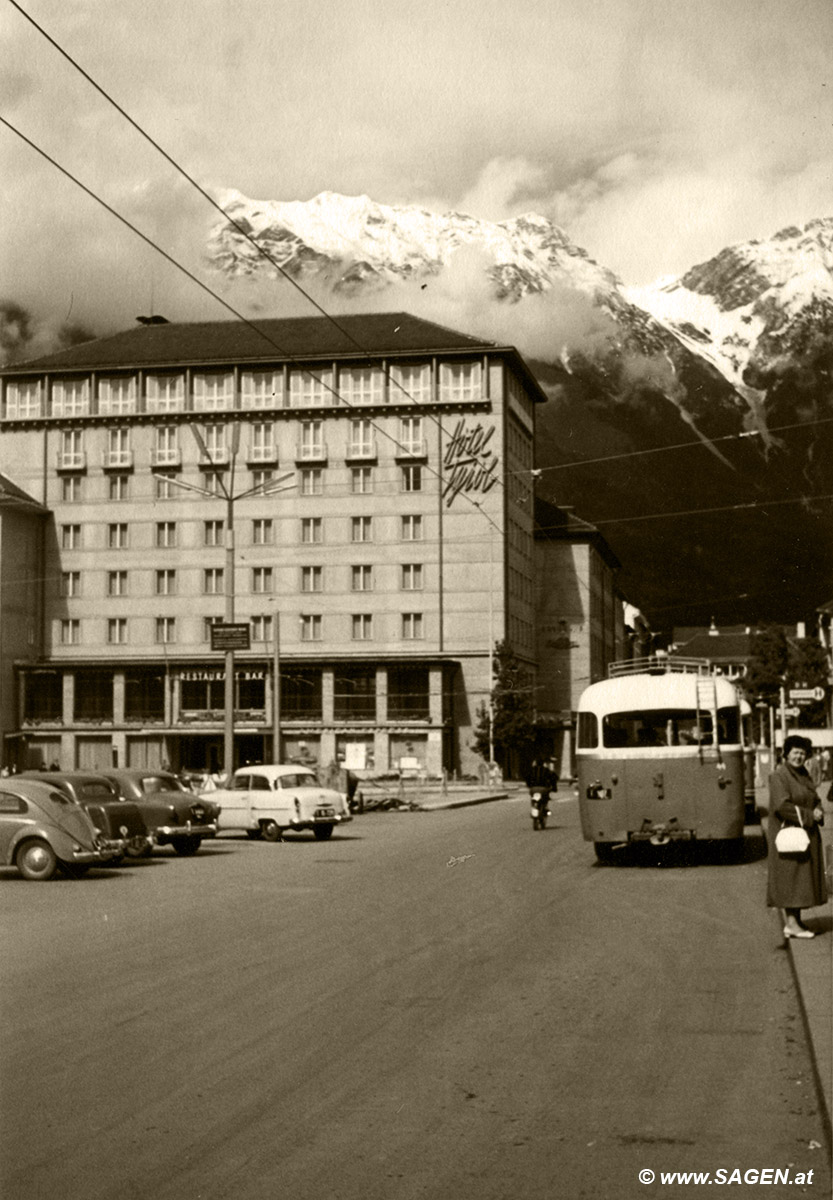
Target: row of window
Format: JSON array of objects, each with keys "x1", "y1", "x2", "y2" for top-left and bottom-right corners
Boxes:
[
  {"x1": 24, "y1": 665, "x2": 434, "y2": 724},
  {"x1": 62, "y1": 563, "x2": 427, "y2": 597},
  {"x1": 58, "y1": 463, "x2": 427, "y2": 503},
  {"x1": 60, "y1": 514, "x2": 426, "y2": 550},
  {"x1": 52, "y1": 417, "x2": 429, "y2": 469},
  {"x1": 5, "y1": 361, "x2": 484, "y2": 419},
  {"x1": 57, "y1": 613, "x2": 427, "y2": 645}
]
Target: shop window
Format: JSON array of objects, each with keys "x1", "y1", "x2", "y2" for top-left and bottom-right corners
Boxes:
[
  {"x1": 334, "y1": 668, "x2": 376, "y2": 721},
  {"x1": 74, "y1": 671, "x2": 114, "y2": 721},
  {"x1": 388, "y1": 667, "x2": 430, "y2": 720}
]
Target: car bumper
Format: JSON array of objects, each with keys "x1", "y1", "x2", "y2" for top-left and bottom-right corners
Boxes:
[
  {"x1": 288, "y1": 812, "x2": 352, "y2": 829},
  {"x1": 153, "y1": 822, "x2": 218, "y2": 845},
  {"x1": 73, "y1": 841, "x2": 124, "y2": 864}
]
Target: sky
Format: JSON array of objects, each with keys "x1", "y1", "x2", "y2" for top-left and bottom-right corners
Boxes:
[{"x1": 1, "y1": 0, "x2": 832, "y2": 347}]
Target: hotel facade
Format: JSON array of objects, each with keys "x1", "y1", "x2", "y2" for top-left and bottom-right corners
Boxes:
[{"x1": 0, "y1": 313, "x2": 544, "y2": 778}]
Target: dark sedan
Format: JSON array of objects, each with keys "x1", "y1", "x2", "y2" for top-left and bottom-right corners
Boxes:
[{"x1": 97, "y1": 770, "x2": 220, "y2": 855}]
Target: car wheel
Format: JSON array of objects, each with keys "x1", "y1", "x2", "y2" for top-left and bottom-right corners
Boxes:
[
  {"x1": 313, "y1": 824, "x2": 334, "y2": 840},
  {"x1": 246, "y1": 829, "x2": 262, "y2": 840},
  {"x1": 16, "y1": 839, "x2": 58, "y2": 882},
  {"x1": 260, "y1": 820, "x2": 282, "y2": 843},
  {"x1": 172, "y1": 836, "x2": 201, "y2": 856}
]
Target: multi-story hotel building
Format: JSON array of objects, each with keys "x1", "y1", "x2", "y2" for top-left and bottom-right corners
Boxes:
[{"x1": 0, "y1": 312, "x2": 545, "y2": 777}]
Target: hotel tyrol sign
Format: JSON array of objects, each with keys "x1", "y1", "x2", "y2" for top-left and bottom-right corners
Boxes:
[{"x1": 442, "y1": 419, "x2": 499, "y2": 507}]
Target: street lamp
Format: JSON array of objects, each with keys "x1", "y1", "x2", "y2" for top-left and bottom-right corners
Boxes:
[{"x1": 153, "y1": 422, "x2": 294, "y2": 776}]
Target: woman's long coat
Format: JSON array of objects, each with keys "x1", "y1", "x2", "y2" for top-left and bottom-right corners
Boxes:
[{"x1": 766, "y1": 762, "x2": 827, "y2": 909}]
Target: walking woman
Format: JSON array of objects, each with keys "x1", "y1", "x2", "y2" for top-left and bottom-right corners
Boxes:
[{"x1": 767, "y1": 735, "x2": 827, "y2": 938}]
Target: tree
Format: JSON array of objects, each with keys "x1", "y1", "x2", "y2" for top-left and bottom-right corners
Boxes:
[
  {"x1": 743, "y1": 623, "x2": 829, "y2": 728},
  {"x1": 472, "y1": 641, "x2": 537, "y2": 775}
]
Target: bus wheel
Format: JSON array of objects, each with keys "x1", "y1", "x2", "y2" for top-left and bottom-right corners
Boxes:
[{"x1": 594, "y1": 841, "x2": 617, "y2": 864}]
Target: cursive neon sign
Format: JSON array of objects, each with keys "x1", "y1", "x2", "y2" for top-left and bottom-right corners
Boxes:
[{"x1": 442, "y1": 419, "x2": 499, "y2": 507}]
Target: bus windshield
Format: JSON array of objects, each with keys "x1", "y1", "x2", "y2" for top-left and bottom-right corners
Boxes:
[{"x1": 601, "y1": 706, "x2": 739, "y2": 749}]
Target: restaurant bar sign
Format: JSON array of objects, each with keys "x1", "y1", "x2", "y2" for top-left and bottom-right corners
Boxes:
[
  {"x1": 210, "y1": 623, "x2": 251, "y2": 652},
  {"x1": 442, "y1": 419, "x2": 499, "y2": 507}
]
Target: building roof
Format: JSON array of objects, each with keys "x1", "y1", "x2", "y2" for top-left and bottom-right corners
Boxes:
[
  {"x1": 0, "y1": 472, "x2": 47, "y2": 513},
  {"x1": 5, "y1": 311, "x2": 522, "y2": 373},
  {"x1": 674, "y1": 631, "x2": 756, "y2": 661},
  {"x1": 533, "y1": 496, "x2": 621, "y2": 570}
]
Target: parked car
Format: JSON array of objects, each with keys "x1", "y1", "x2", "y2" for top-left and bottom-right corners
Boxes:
[
  {"x1": 206, "y1": 764, "x2": 352, "y2": 841},
  {"x1": 21, "y1": 771, "x2": 151, "y2": 862},
  {"x1": 98, "y1": 769, "x2": 220, "y2": 855},
  {"x1": 0, "y1": 776, "x2": 120, "y2": 880}
]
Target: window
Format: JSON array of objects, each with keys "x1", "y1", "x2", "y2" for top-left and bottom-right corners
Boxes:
[
  {"x1": 61, "y1": 476, "x2": 81, "y2": 503},
  {"x1": 439, "y1": 360, "x2": 482, "y2": 403},
  {"x1": 193, "y1": 372, "x2": 233, "y2": 411},
  {"x1": 281, "y1": 669, "x2": 322, "y2": 719},
  {"x1": 301, "y1": 566, "x2": 323, "y2": 593},
  {"x1": 156, "y1": 522, "x2": 176, "y2": 548},
  {"x1": 289, "y1": 368, "x2": 333, "y2": 408},
  {"x1": 74, "y1": 671, "x2": 113, "y2": 721},
  {"x1": 251, "y1": 614, "x2": 274, "y2": 642},
  {"x1": 155, "y1": 473, "x2": 178, "y2": 500},
  {"x1": 251, "y1": 468, "x2": 275, "y2": 492},
  {"x1": 351, "y1": 565, "x2": 373, "y2": 592},
  {"x1": 203, "y1": 470, "x2": 226, "y2": 497},
  {"x1": 60, "y1": 618, "x2": 80, "y2": 645},
  {"x1": 59, "y1": 428, "x2": 84, "y2": 468},
  {"x1": 300, "y1": 614, "x2": 322, "y2": 642},
  {"x1": 252, "y1": 566, "x2": 273, "y2": 594},
  {"x1": 339, "y1": 365, "x2": 384, "y2": 406},
  {"x1": 351, "y1": 516, "x2": 372, "y2": 543},
  {"x1": 401, "y1": 514, "x2": 423, "y2": 541},
  {"x1": 249, "y1": 422, "x2": 276, "y2": 462},
  {"x1": 204, "y1": 568, "x2": 224, "y2": 595},
  {"x1": 333, "y1": 667, "x2": 375, "y2": 720},
  {"x1": 351, "y1": 614, "x2": 373, "y2": 641},
  {"x1": 348, "y1": 418, "x2": 375, "y2": 457},
  {"x1": 153, "y1": 426, "x2": 180, "y2": 467},
  {"x1": 390, "y1": 362, "x2": 431, "y2": 404},
  {"x1": 301, "y1": 517, "x2": 322, "y2": 544},
  {"x1": 60, "y1": 571, "x2": 80, "y2": 598},
  {"x1": 107, "y1": 617, "x2": 128, "y2": 645},
  {"x1": 109, "y1": 474, "x2": 128, "y2": 501},
  {"x1": 402, "y1": 612, "x2": 424, "y2": 640},
  {"x1": 155, "y1": 617, "x2": 176, "y2": 644},
  {"x1": 298, "y1": 419, "x2": 325, "y2": 459},
  {"x1": 108, "y1": 523, "x2": 128, "y2": 550},
  {"x1": 241, "y1": 369, "x2": 283, "y2": 410},
  {"x1": 107, "y1": 570, "x2": 128, "y2": 597},
  {"x1": 156, "y1": 569, "x2": 176, "y2": 596},
  {"x1": 351, "y1": 466, "x2": 373, "y2": 494},
  {"x1": 4, "y1": 379, "x2": 42, "y2": 419},
  {"x1": 300, "y1": 468, "x2": 323, "y2": 496},
  {"x1": 399, "y1": 416, "x2": 424, "y2": 456},
  {"x1": 125, "y1": 672, "x2": 165, "y2": 721},
  {"x1": 401, "y1": 564, "x2": 423, "y2": 591},
  {"x1": 388, "y1": 666, "x2": 430, "y2": 720},
  {"x1": 577, "y1": 712, "x2": 599, "y2": 750},
  {"x1": 23, "y1": 671, "x2": 61, "y2": 722},
  {"x1": 146, "y1": 373, "x2": 184, "y2": 413},
  {"x1": 98, "y1": 375, "x2": 137, "y2": 415},
  {"x1": 201, "y1": 423, "x2": 228, "y2": 464},
  {"x1": 252, "y1": 518, "x2": 273, "y2": 545},
  {"x1": 204, "y1": 520, "x2": 224, "y2": 547},
  {"x1": 52, "y1": 378, "x2": 90, "y2": 417},
  {"x1": 401, "y1": 465, "x2": 422, "y2": 492},
  {"x1": 106, "y1": 427, "x2": 131, "y2": 467},
  {"x1": 61, "y1": 524, "x2": 81, "y2": 550}
]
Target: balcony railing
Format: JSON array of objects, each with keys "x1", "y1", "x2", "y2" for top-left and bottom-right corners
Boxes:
[
  {"x1": 151, "y1": 447, "x2": 182, "y2": 467},
  {"x1": 56, "y1": 451, "x2": 87, "y2": 471},
  {"x1": 102, "y1": 449, "x2": 134, "y2": 470},
  {"x1": 345, "y1": 441, "x2": 377, "y2": 461},
  {"x1": 295, "y1": 442, "x2": 328, "y2": 463}
]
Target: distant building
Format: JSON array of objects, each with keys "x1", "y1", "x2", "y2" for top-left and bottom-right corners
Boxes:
[
  {"x1": 671, "y1": 620, "x2": 757, "y2": 682},
  {"x1": 0, "y1": 313, "x2": 546, "y2": 777}
]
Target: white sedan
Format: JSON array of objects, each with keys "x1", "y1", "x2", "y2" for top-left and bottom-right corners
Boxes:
[{"x1": 205, "y1": 765, "x2": 352, "y2": 841}]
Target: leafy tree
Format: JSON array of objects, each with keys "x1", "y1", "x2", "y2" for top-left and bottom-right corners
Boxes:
[
  {"x1": 743, "y1": 623, "x2": 829, "y2": 728},
  {"x1": 472, "y1": 641, "x2": 537, "y2": 774}
]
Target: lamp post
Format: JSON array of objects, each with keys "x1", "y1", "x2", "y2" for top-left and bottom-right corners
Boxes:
[{"x1": 153, "y1": 423, "x2": 294, "y2": 777}]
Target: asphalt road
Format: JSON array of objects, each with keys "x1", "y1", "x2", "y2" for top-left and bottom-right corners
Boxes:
[{"x1": 1, "y1": 797, "x2": 829, "y2": 1200}]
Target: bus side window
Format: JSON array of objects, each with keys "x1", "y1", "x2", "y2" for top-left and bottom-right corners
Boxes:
[{"x1": 577, "y1": 712, "x2": 598, "y2": 749}]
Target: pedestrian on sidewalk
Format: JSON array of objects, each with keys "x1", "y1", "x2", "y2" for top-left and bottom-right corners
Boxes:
[{"x1": 766, "y1": 735, "x2": 827, "y2": 939}]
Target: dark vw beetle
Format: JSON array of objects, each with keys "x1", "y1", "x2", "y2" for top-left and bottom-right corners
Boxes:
[
  {"x1": 0, "y1": 777, "x2": 118, "y2": 880},
  {"x1": 21, "y1": 771, "x2": 150, "y2": 862},
  {"x1": 98, "y1": 770, "x2": 220, "y2": 855}
]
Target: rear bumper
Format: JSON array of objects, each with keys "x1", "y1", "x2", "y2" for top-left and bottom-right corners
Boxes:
[
  {"x1": 72, "y1": 842, "x2": 124, "y2": 864},
  {"x1": 289, "y1": 812, "x2": 352, "y2": 830},
  {"x1": 153, "y1": 822, "x2": 218, "y2": 845}
]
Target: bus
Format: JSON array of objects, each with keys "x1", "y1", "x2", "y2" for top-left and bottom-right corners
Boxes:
[{"x1": 576, "y1": 656, "x2": 746, "y2": 862}]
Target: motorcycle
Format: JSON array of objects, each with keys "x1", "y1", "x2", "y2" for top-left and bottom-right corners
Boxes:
[{"x1": 530, "y1": 789, "x2": 550, "y2": 831}]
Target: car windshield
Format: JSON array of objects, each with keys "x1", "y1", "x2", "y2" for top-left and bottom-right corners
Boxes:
[{"x1": 140, "y1": 776, "x2": 181, "y2": 794}]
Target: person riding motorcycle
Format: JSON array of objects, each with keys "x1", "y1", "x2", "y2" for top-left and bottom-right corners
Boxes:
[{"x1": 525, "y1": 757, "x2": 559, "y2": 817}]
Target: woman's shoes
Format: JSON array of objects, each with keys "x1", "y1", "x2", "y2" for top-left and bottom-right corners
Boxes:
[{"x1": 783, "y1": 926, "x2": 815, "y2": 939}]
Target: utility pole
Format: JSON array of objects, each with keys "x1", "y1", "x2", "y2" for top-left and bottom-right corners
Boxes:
[{"x1": 272, "y1": 610, "x2": 281, "y2": 762}]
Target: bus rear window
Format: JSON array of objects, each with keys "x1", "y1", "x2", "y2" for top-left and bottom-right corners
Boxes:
[
  {"x1": 602, "y1": 707, "x2": 739, "y2": 748},
  {"x1": 577, "y1": 712, "x2": 599, "y2": 749}
]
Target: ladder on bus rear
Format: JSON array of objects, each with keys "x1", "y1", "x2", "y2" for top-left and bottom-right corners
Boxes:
[{"x1": 695, "y1": 675, "x2": 723, "y2": 765}]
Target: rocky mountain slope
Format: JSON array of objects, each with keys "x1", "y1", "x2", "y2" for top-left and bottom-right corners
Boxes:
[{"x1": 208, "y1": 194, "x2": 833, "y2": 628}]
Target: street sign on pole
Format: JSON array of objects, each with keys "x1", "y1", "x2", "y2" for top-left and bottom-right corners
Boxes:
[
  {"x1": 211, "y1": 623, "x2": 251, "y2": 652},
  {"x1": 788, "y1": 687, "x2": 825, "y2": 703}
]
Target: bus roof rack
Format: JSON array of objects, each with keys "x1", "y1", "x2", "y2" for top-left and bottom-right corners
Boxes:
[{"x1": 608, "y1": 655, "x2": 711, "y2": 678}]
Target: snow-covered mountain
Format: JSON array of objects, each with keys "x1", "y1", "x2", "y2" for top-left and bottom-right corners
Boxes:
[{"x1": 207, "y1": 192, "x2": 833, "y2": 626}]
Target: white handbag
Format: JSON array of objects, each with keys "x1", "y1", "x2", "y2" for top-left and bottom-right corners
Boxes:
[{"x1": 774, "y1": 806, "x2": 810, "y2": 855}]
